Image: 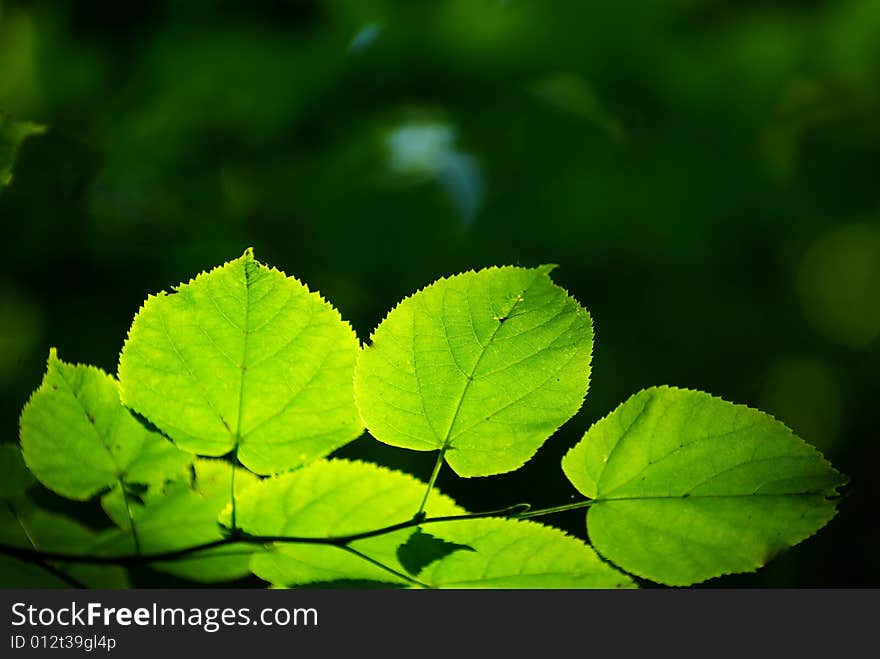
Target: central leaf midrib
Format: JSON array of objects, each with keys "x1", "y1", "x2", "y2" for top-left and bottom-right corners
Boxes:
[
  {"x1": 436, "y1": 271, "x2": 542, "y2": 450},
  {"x1": 234, "y1": 262, "x2": 252, "y2": 443},
  {"x1": 599, "y1": 418, "x2": 810, "y2": 499},
  {"x1": 594, "y1": 393, "x2": 654, "y2": 496},
  {"x1": 593, "y1": 491, "x2": 837, "y2": 503}
]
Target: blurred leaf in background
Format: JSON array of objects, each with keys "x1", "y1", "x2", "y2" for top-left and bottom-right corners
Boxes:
[
  {"x1": 798, "y1": 223, "x2": 880, "y2": 349},
  {"x1": 383, "y1": 115, "x2": 484, "y2": 227},
  {"x1": 0, "y1": 281, "x2": 45, "y2": 382},
  {"x1": 0, "y1": 114, "x2": 44, "y2": 187},
  {"x1": 758, "y1": 354, "x2": 848, "y2": 458}
]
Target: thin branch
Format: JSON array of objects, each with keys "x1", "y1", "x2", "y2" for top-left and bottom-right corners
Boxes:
[
  {"x1": 514, "y1": 500, "x2": 594, "y2": 519},
  {"x1": 0, "y1": 499, "x2": 588, "y2": 568}
]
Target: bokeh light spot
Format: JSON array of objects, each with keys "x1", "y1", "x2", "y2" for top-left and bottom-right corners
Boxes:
[{"x1": 798, "y1": 223, "x2": 880, "y2": 348}]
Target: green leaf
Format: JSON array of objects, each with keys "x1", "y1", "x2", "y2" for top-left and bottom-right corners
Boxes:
[
  {"x1": 19, "y1": 349, "x2": 192, "y2": 500},
  {"x1": 419, "y1": 518, "x2": 636, "y2": 589},
  {"x1": 98, "y1": 459, "x2": 259, "y2": 582},
  {"x1": 0, "y1": 114, "x2": 45, "y2": 188},
  {"x1": 121, "y1": 434, "x2": 193, "y2": 487},
  {"x1": 118, "y1": 249, "x2": 362, "y2": 474},
  {"x1": 0, "y1": 443, "x2": 34, "y2": 500},
  {"x1": 0, "y1": 501, "x2": 128, "y2": 588},
  {"x1": 238, "y1": 459, "x2": 631, "y2": 589},
  {"x1": 236, "y1": 459, "x2": 463, "y2": 587},
  {"x1": 561, "y1": 386, "x2": 848, "y2": 586},
  {"x1": 355, "y1": 265, "x2": 592, "y2": 477}
]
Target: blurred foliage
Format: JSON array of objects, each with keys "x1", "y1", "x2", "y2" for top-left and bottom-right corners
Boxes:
[
  {"x1": 799, "y1": 223, "x2": 880, "y2": 348},
  {"x1": 0, "y1": 113, "x2": 44, "y2": 186},
  {"x1": 0, "y1": 0, "x2": 878, "y2": 586}
]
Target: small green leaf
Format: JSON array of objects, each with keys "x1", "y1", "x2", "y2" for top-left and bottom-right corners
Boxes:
[
  {"x1": 396, "y1": 529, "x2": 474, "y2": 576},
  {"x1": 355, "y1": 265, "x2": 592, "y2": 477},
  {"x1": 0, "y1": 114, "x2": 45, "y2": 188},
  {"x1": 118, "y1": 249, "x2": 363, "y2": 474},
  {"x1": 98, "y1": 458, "x2": 259, "y2": 582},
  {"x1": 562, "y1": 386, "x2": 848, "y2": 586},
  {"x1": 0, "y1": 501, "x2": 128, "y2": 588},
  {"x1": 419, "y1": 518, "x2": 636, "y2": 589},
  {"x1": 19, "y1": 350, "x2": 192, "y2": 500},
  {"x1": 0, "y1": 443, "x2": 34, "y2": 500},
  {"x1": 236, "y1": 459, "x2": 463, "y2": 587}
]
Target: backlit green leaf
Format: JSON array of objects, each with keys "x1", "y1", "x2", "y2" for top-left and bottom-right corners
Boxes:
[
  {"x1": 562, "y1": 386, "x2": 848, "y2": 586},
  {"x1": 238, "y1": 458, "x2": 631, "y2": 589},
  {"x1": 118, "y1": 249, "x2": 362, "y2": 474},
  {"x1": 355, "y1": 265, "x2": 592, "y2": 477},
  {"x1": 19, "y1": 349, "x2": 192, "y2": 500},
  {"x1": 237, "y1": 459, "x2": 463, "y2": 587}
]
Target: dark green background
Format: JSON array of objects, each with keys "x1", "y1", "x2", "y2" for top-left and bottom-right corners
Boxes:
[{"x1": 1, "y1": 0, "x2": 878, "y2": 587}]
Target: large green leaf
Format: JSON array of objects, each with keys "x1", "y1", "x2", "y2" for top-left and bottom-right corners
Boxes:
[
  {"x1": 0, "y1": 114, "x2": 45, "y2": 188},
  {"x1": 355, "y1": 265, "x2": 592, "y2": 477},
  {"x1": 118, "y1": 249, "x2": 362, "y2": 474},
  {"x1": 0, "y1": 501, "x2": 128, "y2": 588},
  {"x1": 238, "y1": 459, "x2": 631, "y2": 589},
  {"x1": 562, "y1": 386, "x2": 848, "y2": 586},
  {"x1": 237, "y1": 459, "x2": 463, "y2": 586},
  {"x1": 19, "y1": 350, "x2": 192, "y2": 500},
  {"x1": 98, "y1": 459, "x2": 259, "y2": 582},
  {"x1": 419, "y1": 518, "x2": 635, "y2": 589}
]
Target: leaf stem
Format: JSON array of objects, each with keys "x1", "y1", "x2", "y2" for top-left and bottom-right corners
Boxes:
[
  {"x1": 230, "y1": 447, "x2": 239, "y2": 532},
  {"x1": 416, "y1": 447, "x2": 447, "y2": 516},
  {"x1": 117, "y1": 478, "x2": 142, "y2": 555},
  {"x1": 514, "y1": 500, "x2": 593, "y2": 519}
]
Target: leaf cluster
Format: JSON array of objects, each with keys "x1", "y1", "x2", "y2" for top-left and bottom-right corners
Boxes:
[{"x1": 0, "y1": 250, "x2": 847, "y2": 588}]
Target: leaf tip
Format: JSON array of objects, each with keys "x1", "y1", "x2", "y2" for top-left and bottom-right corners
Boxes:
[{"x1": 537, "y1": 263, "x2": 559, "y2": 276}]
